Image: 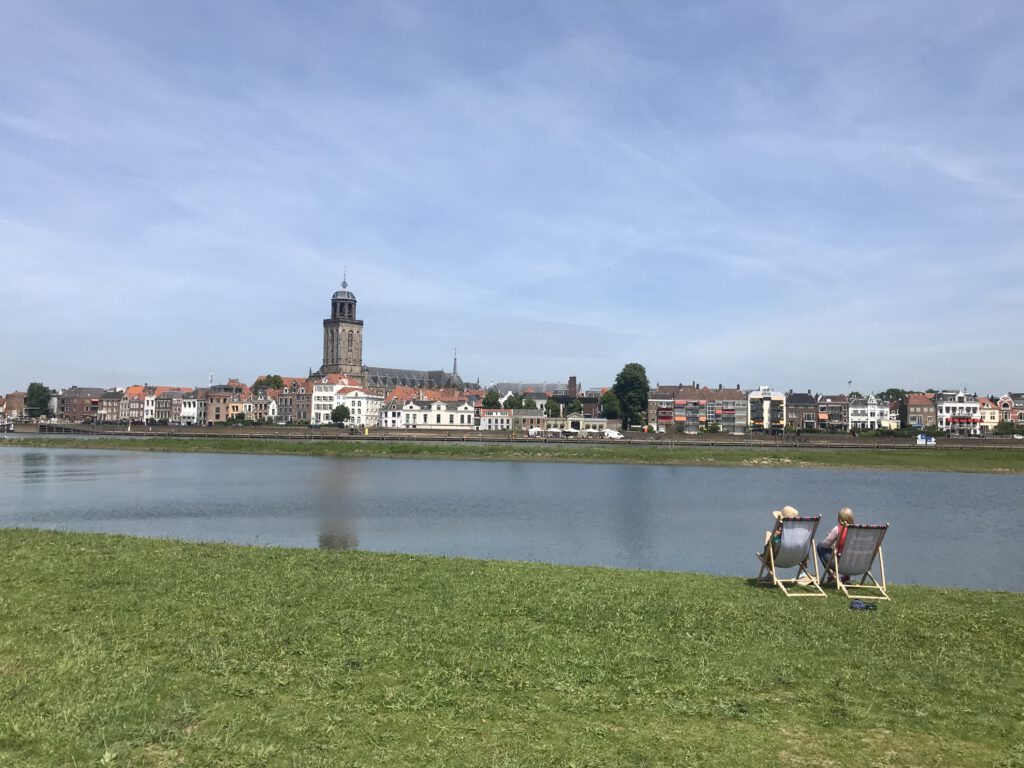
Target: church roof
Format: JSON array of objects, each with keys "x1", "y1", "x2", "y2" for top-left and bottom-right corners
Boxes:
[{"x1": 364, "y1": 366, "x2": 464, "y2": 391}]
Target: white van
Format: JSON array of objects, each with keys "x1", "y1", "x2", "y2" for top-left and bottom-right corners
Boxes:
[{"x1": 603, "y1": 429, "x2": 624, "y2": 440}]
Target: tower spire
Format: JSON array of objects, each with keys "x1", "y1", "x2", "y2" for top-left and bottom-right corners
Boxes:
[
  {"x1": 453, "y1": 347, "x2": 458, "y2": 375},
  {"x1": 342, "y1": 267, "x2": 347, "y2": 290}
]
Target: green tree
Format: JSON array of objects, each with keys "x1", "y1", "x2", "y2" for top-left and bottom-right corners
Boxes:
[
  {"x1": 331, "y1": 405, "x2": 350, "y2": 425},
  {"x1": 612, "y1": 363, "x2": 650, "y2": 430},
  {"x1": 544, "y1": 399, "x2": 561, "y2": 418},
  {"x1": 523, "y1": 397, "x2": 537, "y2": 410},
  {"x1": 482, "y1": 389, "x2": 501, "y2": 408},
  {"x1": 504, "y1": 393, "x2": 524, "y2": 410},
  {"x1": 994, "y1": 421, "x2": 1018, "y2": 436},
  {"x1": 600, "y1": 390, "x2": 621, "y2": 419},
  {"x1": 25, "y1": 382, "x2": 52, "y2": 418},
  {"x1": 566, "y1": 398, "x2": 583, "y2": 415},
  {"x1": 253, "y1": 374, "x2": 284, "y2": 391},
  {"x1": 877, "y1": 387, "x2": 907, "y2": 402},
  {"x1": 848, "y1": 391, "x2": 864, "y2": 399}
]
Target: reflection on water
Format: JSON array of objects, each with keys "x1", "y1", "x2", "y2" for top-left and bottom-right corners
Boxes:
[
  {"x1": 1, "y1": 446, "x2": 1022, "y2": 591},
  {"x1": 318, "y1": 527, "x2": 359, "y2": 551},
  {"x1": 17, "y1": 450, "x2": 144, "y2": 484}
]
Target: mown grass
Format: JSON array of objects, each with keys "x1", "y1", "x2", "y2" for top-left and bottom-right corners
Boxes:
[
  {"x1": 1, "y1": 529, "x2": 1021, "y2": 767},
  {"x1": 6, "y1": 436, "x2": 1024, "y2": 474}
]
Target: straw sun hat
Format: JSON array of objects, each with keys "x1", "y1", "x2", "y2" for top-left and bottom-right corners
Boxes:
[{"x1": 772, "y1": 505, "x2": 800, "y2": 521}]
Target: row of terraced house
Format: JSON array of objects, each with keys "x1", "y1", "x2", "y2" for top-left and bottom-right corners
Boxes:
[
  {"x1": 5, "y1": 379, "x2": 1024, "y2": 437},
  {"x1": 648, "y1": 384, "x2": 1024, "y2": 436}
]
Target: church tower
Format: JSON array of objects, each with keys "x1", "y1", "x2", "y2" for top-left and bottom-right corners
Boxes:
[{"x1": 321, "y1": 276, "x2": 364, "y2": 378}]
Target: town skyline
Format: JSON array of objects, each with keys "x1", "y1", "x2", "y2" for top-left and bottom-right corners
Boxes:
[{"x1": 3, "y1": 3, "x2": 1022, "y2": 396}]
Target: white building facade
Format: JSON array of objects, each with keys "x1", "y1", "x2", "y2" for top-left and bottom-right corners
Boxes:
[
  {"x1": 935, "y1": 390, "x2": 981, "y2": 436},
  {"x1": 310, "y1": 377, "x2": 377, "y2": 426},
  {"x1": 381, "y1": 400, "x2": 476, "y2": 430},
  {"x1": 479, "y1": 408, "x2": 513, "y2": 431},
  {"x1": 849, "y1": 395, "x2": 891, "y2": 431},
  {"x1": 747, "y1": 386, "x2": 786, "y2": 434},
  {"x1": 180, "y1": 392, "x2": 206, "y2": 426},
  {"x1": 337, "y1": 388, "x2": 383, "y2": 428}
]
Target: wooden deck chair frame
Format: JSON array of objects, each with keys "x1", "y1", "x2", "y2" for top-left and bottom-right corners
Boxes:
[
  {"x1": 755, "y1": 515, "x2": 826, "y2": 597},
  {"x1": 828, "y1": 523, "x2": 890, "y2": 601}
]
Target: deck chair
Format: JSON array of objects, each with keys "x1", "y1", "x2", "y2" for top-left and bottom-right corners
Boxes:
[
  {"x1": 828, "y1": 523, "x2": 890, "y2": 601},
  {"x1": 755, "y1": 515, "x2": 825, "y2": 597}
]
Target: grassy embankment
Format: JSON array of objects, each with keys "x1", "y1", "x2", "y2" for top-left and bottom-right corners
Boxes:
[
  {"x1": 6, "y1": 436, "x2": 1024, "y2": 473},
  {"x1": 1, "y1": 529, "x2": 1021, "y2": 767}
]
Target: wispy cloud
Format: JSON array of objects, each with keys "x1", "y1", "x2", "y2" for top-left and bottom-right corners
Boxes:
[{"x1": 1, "y1": 1, "x2": 1021, "y2": 394}]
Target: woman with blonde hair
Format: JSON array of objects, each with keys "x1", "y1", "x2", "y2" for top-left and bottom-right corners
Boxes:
[{"x1": 818, "y1": 506, "x2": 855, "y2": 582}]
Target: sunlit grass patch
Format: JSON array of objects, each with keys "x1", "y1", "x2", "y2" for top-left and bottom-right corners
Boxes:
[{"x1": 1, "y1": 529, "x2": 1022, "y2": 766}]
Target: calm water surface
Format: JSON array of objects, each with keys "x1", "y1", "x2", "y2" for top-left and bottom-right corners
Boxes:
[{"x1": 1, "y1": 447, "x2": 1021, "y2": 591}]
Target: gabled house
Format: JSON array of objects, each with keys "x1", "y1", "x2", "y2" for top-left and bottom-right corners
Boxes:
[
  {"x1": 274, "y1": 377, "x2": 313, "y2": 424},
  {"x1": 205, "y1": 380, "x2": 248, "y2": 425},
  {"x1": 900, "y1": 393, "x2": 936, "y2": 430},
  {"x1": 245, "y1": 389, "x2": 278, "y2": 424},
  {"x1": 120, "y1": 386, "x2": 147, "y2": 423},
  {"x1": 977, "y1": 397, "x2": 1000, "y2": 435},
  {"x1": 96, "y1": 389, "x2": 124, "y2": 423},
  {"x1": 888, "y1": 401, "x2": 901, "y2": 429},
  {"x1": 996, "y1": 394, "x2": 1024, "y2": 425},
  {"x1": 785, "y1": 391, "x2": 818, "y2": 431},
  {"x1": 180, "y1": 389, "x2": 207, "y2": 426},
  {"x1": 153, "y1": 390, "x2": 183, "y2": 423},
  {"x1": 849, "y1": 394, "x2": 889, "y2": 431}
]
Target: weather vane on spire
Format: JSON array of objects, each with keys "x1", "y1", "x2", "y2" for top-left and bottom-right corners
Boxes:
[{"x1": 342, "y1": 267, "x2": 348, "y2": 290}]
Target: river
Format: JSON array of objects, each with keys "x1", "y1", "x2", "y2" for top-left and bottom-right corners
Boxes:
[{"x1": 1, "y1": 447, "x2": 1020, "y2": 591}]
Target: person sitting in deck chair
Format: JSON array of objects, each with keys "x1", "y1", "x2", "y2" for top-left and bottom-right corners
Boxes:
[
  {"x1": 818, "y1": 507, "x2": 854, "y2": 582},
  {"x1": 755, "y1": 505, "x2": 825, "y2": 596},
  {"x1": 762, "y1": 505, "x2": 800, "y2": 559}
]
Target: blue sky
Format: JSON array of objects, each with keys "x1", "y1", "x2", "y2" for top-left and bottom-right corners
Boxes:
[{"x1": 2, "y1": 1, "x2": 1022, "y2": 396}]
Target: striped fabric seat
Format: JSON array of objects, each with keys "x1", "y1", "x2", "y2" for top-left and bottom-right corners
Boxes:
[
  {"x1": 756, "y1": 515, "x2": 826, "y2": 597},
  {"x1": 831, "y1": 523, "x2": 890, "y2": 601}
]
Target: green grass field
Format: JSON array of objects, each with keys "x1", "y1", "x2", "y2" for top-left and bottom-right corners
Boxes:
[
  {"x1": 6, "y1": 436, "x2": 1024, "y2": 474},
  {"x1": 1, "y1": 529, "x2": 1021, "y2": 767}
]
